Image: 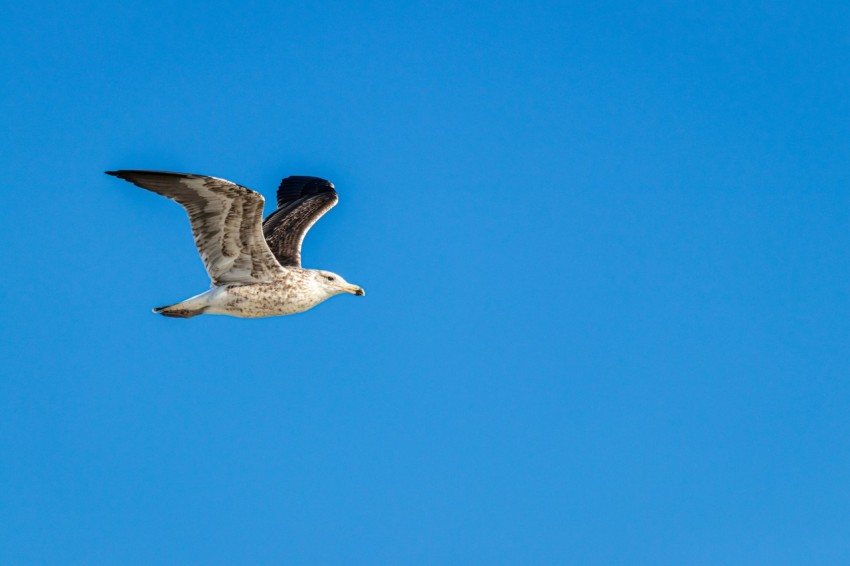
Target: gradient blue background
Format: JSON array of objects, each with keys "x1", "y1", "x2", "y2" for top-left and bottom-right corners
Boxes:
[{"x1": 1, "y1": 1, "x2": 849, "y2": 564}]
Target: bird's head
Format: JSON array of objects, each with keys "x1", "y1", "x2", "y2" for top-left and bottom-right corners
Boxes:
[{"x1": 312, "y1": 269, "x2": 365, "y2": 297}]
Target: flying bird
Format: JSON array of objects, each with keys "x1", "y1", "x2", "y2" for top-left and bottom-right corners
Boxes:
[{"x1": 107, "y1": 170, "x2": 365, "y2": 319}]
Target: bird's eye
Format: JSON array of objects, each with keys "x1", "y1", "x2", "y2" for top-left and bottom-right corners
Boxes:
[{"x1": 327, "y1": 276, "x2": 335, "y2": 281}]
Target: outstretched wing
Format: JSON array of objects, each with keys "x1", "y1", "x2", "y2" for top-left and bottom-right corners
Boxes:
[
  {"x1": 262, "y1": 176, "x2": 338, "y2": 267},
  {"x1": 107, "y1": 170, "x2": 285, "y2": 285}
]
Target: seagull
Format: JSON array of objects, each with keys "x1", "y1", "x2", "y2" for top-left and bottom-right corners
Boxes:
[{"x1": 107, "y1": 170, "x2": 365, "y2": 319}]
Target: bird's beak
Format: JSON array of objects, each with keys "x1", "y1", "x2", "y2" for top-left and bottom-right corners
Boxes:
[{"x1": 345, "y1": 284, "x2": 366, "y2": 296}]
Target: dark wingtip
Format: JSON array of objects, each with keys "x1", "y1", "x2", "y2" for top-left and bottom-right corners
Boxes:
[
  {"x1": 105, "y1": 170, "x2": 199, "y2": 179},
  {"x1": 276, "y1": 175, "x2": 336, "y2": 207},
  {"x1": 105, "y1": 170, "x2": 137, "y2": 180}
]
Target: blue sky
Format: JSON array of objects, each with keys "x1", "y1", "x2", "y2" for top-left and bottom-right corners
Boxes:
[{"x1": 1, "y1": 1, "x2": 848, "y2": 563}]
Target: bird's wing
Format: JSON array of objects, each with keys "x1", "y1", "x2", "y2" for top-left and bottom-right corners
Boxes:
[
  {"x1": 107, "y1": 170, "x2": 286, "y2": 285},
  {"x1": 262, "y1": 176, "x2": 338, "y2": 267}
]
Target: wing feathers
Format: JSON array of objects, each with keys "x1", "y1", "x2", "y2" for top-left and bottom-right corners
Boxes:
[
  {"x1": 107, "y1": 170, "x2": 285, "y2": 284},
  {"x1": 262, "y1": 176, "x2": 338, "y2": 267}
]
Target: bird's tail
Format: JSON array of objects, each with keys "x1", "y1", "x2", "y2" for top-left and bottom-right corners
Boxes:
[
  {"x1": 153, "y1": 302, "x2": 207, "y2": 318},
  {"x1": 152, "y1": 290, "x2": 214, "y2": 319}
]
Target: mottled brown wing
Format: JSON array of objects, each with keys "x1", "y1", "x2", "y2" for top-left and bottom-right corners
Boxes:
[
  {"x1": 262, "y1": 176, "x2": 338, "y2": 267},
  {"x1": 107, "y1": 170, "x2": 285, "y2": 285}
]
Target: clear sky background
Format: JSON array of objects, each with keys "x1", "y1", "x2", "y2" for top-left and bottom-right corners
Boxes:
[{"x1": 1, "y1": 1, "x2": 848, "y2": 564}]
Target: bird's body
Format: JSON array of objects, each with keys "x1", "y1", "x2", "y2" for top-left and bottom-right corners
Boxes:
[
  {"x1": 107, "y1": 170, "x2": 364, "y2": 319},
  {"x1": 156, "y1": 268, "x2": 342, "y2": 319}
]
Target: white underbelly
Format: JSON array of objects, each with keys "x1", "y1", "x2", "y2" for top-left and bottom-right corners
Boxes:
[{"x1": 203, "y1": 282, "x2": 327, "y2": 318}]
